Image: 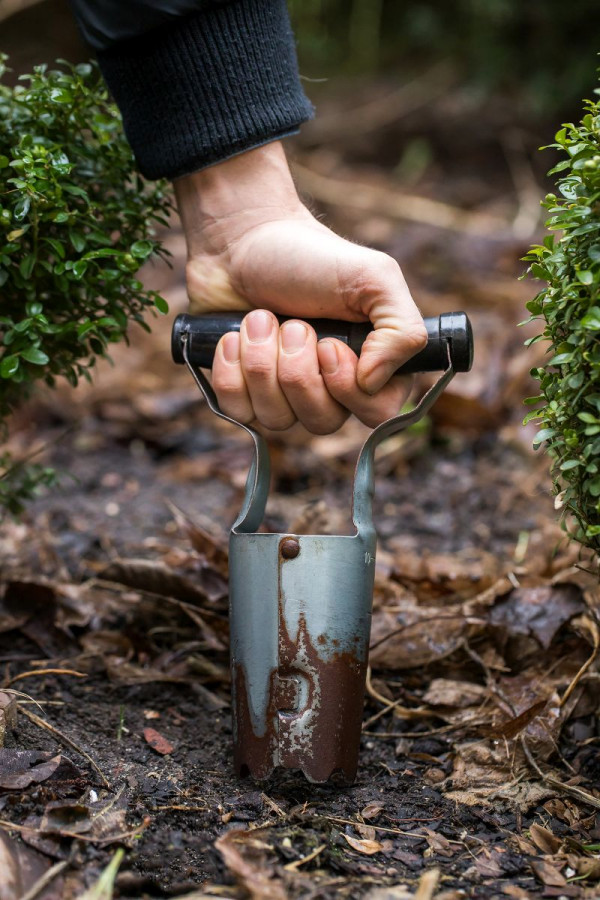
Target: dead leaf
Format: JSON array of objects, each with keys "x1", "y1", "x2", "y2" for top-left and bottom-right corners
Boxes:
[
  {"x1": 474, "y1": 851, "x2": 503, "y2": 879},
  {"x1": 355, "y1": 823, "x2": 377, "y2": 840},
  {"x1": 488, "y1": 584, "x2": 584, "y2": 651},
  {"x1": 168, "y1": 505, "x2": 229, "y2": 578},
  {"x1": 529, "y1": 823, "x2": 562, "y2": 855},
  {"x1": 0, "y1": 692, "x2": 18, "y2": 746},
  {"x1": 577, "y1": 857, "x2": 600, "y2": 880},
  {"x1": 0, "y1": 750, "x2": 80, "y2": 790},
  {"x1": 215, "y1": 828, "x2": 286, "y2": 900},
  {"x1": 37, "y1": 791, "x2": 128, "y2": 842},
  {"x1": 0, "y1": 830, "x2": 62, "y2": 900},
  {"x1": 422, "y1": 828, "x2": 456, "y2": 858},
  {"x1": 361, "y1": 801, "x2": 385, "y2": 820},
  {"x1": 99, "y1": 559, "x2": 212, "y2": 605},
  {"x1": 342, "y1": 833, "x2": 383, "y2": 855},
  {"x1": 510, "y1": 833, "x2": 539, "y2": 855},
  {"x1": 391, "y1": 547, "x2": 501, "y2": 602},
  {"x1": 143, "y1": 727, "x2": 174, "y2": 755},
  {"x1": 530, "y1": 858, "x2": 567, "y2": 887},
  {"x1": 423, "y1": 678, "x2": 487, "y2": 708},
  {"x1": 369, "y1": 606, "x2": 474, "y2": 669},
  {"x1": 482, "y1": 699, "x2": 548, "y2": 740}
]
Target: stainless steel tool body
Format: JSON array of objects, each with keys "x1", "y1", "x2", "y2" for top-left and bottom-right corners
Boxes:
[{"x1": 174, "y1": 312, "x2": 472, "y2": 782}]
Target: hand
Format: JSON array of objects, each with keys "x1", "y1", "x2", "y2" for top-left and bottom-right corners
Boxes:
[{"x1": 174, "y1": 143, "x2": 427, "y2": 434}]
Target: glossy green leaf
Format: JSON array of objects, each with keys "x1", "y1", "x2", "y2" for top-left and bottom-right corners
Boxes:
[{"x1": 21, "y1": 347, "x2": 49, "y2": 365}]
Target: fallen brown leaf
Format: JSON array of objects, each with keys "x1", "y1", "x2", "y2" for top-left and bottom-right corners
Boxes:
[
  {"x1": 342, "y1": 833, "x2": 384, "y2": 855},
  {"x1": 143, "y1": 727, "x2": 174, "y2": 755},
  {"x1": 0, "y1": 750, "x2": 80, "y2": 790},
  {"x1": 529, "y1": 822, "x2": 562, "y2": 855},
  {"x1": 530, "y1": 858, "x2": 567, "y2": 887},
  {"x1": 361, "y1": 801, "x2": 385, "y2": 820},
  {"x1": 0, "y1": 692, "x2": 17, "y2": 746},
  {"x1": 482, "y1": 699, "x2": 548, "y2": 740},
  {"x1": 0, "y1": 830, "x2": 63, "y2": 900},
  {"x1": 215, "y1": 828, "x2": 286, "y2": 900}
]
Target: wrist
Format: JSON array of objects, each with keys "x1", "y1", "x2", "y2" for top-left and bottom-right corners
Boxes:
[{"x1": 174, "y1": 142, "x2": 307, "y2": 257}]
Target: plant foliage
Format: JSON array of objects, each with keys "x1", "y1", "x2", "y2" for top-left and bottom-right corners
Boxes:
[
  {"x1": 0, "y1": 56, "x2": 171, "y2": 512},
  {"x1": 523, "y1": 80, "x2": 600, "y2": 553}
]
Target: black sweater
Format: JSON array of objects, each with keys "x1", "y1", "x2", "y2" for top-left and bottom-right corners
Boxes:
[{"x1": 69, "y1": 0, "x2": 313, "y2": 180}]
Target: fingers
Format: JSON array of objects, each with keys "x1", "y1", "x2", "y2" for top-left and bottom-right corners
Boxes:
[
  {"x1": 278, "y1": 320, "x2": 348, "y2": 434},
  {"x1": 317, "y1": 338, "x2": 412, "y2": 429},
  {"x1": 213, "y1": 312, "x2": 413, "y2": 433},
  {"x1": 212, "y1": 310, "x2": 348, "y2": 433}
]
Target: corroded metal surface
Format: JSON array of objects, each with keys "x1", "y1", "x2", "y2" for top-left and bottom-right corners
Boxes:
[
  {"x1": 181, "y1": 329, "x2": 457, "y2": 783},
  {"x1": 230, "y1": 533, "x2": 375, "y2": 782}
]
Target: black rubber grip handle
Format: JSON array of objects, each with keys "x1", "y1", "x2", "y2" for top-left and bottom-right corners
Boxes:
[{"x1": 172, "y1": 311, "x2": 473, "y2": 375}]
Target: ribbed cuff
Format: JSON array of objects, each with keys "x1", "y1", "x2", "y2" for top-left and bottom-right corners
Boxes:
[{"x1": 97, "y1": 0, "x2": 314, "y2": 180}]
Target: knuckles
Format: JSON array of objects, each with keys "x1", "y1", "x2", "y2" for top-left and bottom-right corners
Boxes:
[
  {"x1": 277, "y1": 367, "x2": 313, "y2": 390},
  {"x1": 241, "y1": 358, "x2": 275, "y2": 379}
]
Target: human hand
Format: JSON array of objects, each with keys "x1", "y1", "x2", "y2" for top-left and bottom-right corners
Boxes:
[{"x1": 174, "y1": 143, "x2": 427, "y2": 434}]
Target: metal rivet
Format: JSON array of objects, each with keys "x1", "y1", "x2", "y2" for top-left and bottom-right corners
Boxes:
[{"x1": 280, "y1": 537, "x2": 300, "y2": 559}]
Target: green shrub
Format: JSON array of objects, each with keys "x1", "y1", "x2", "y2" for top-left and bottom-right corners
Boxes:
[
  {"x1": 0, "y1": 56, "x2": 171, "y2": 514},
  {"x1": 524, "y1": 80, "x2": 600, "y2": 553}
]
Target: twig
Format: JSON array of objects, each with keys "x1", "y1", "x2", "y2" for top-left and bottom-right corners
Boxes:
[
  {"x1": 18, "y1": 860, "x2": 69, "y2": 900},
  {"x1": 154, "y1": 805, "x2": 209, "y2": 812},
  {"x1": 560, "y1": 616, "x2": 600, "y2": 708},
  {"x1": 362, "y1": 724, "x2": 455, "y2": 739},
  {"x1": 369, "y1": 614, "x2": 485, "y2": 653},
  {"x1": 56, "y1": 817, "x2": 151, "y2": 844},
  {"x1": 520, "y1": 735, "x2": 600, "y2": 810},
  {"x1": 5, "y1": 668, "x2": 86, "y2": 687},
  {"x1": 365, "y1": 667, "x2": 428, "y2": 720},
  {"x1": 415, "y1": 868, "x2": 440, "y2": 900},
  {"x1": 19, "y1": 705, "x2": 110, "y2": 788},
  {"x1": 322, "y1": 815, "x2": 464, "y2": 844},
  {"x1": 284, "y1": 843, "x2": 326, "y2": 871}
]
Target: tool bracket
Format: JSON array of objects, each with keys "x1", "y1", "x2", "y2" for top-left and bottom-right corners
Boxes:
[{"x1": 181, "y1": 331, "x2": 455, "y2": 782}]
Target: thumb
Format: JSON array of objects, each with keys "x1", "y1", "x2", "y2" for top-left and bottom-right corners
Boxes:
[{"x1": 355, "y1": 284, "x2": 428, "y2": 396}]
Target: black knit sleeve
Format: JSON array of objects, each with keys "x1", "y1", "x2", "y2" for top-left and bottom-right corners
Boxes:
[{"x1": 70, "y1": 0, "x2": 314, "y2": 180}]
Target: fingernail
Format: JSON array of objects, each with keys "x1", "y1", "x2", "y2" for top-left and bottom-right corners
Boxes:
[
  {"x1": 318, "y1": 340, "x2": 338, "y2": 374},
  {"x1": 281, "y1": 321, "x2": 308, "y2": 353},
  {"x1": 245, "y1": 310, "x2": 273, "y2": 343},
  {"x1": 222, "y1": 332, "x2": 240, "y2": 363}
]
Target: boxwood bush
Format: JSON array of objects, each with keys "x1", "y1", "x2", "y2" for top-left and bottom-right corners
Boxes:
[
  {"x1": 0, "y1": 56, "x2": 171, "y2": 514},
  {"x1": 524, "y1": 79, "x2": 600, "y2": 553}
]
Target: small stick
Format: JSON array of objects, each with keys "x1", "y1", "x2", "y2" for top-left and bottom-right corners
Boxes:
[
  {"x1": 18, "y1": 860, "x2": 69, "y2": 900},
  {"x1": 284, "y1": 843, "x2": 326, "y2": 872},
  {"x1": 560, "y1": 616, "x2": 600, "y2": 708},
  {"x1": 19, "y1": 706, "x2": 110, "y2": 788},
  {"x1": 321, "y1": 815, "x2": 464, "y2": 844},
  {"x1": 5, "y1": 668, "x2": 86, "y2": 687},
  {"x1": 365, "y1": 667, "x2": 427, "y2": 720},
  {"x1": 520, "y1": 735, "x2": 600, "y2": 811}
]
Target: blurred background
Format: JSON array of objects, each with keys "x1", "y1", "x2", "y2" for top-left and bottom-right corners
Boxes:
[{"x1": 2, "y1": 0, "x2": 600, "y2": 565}]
